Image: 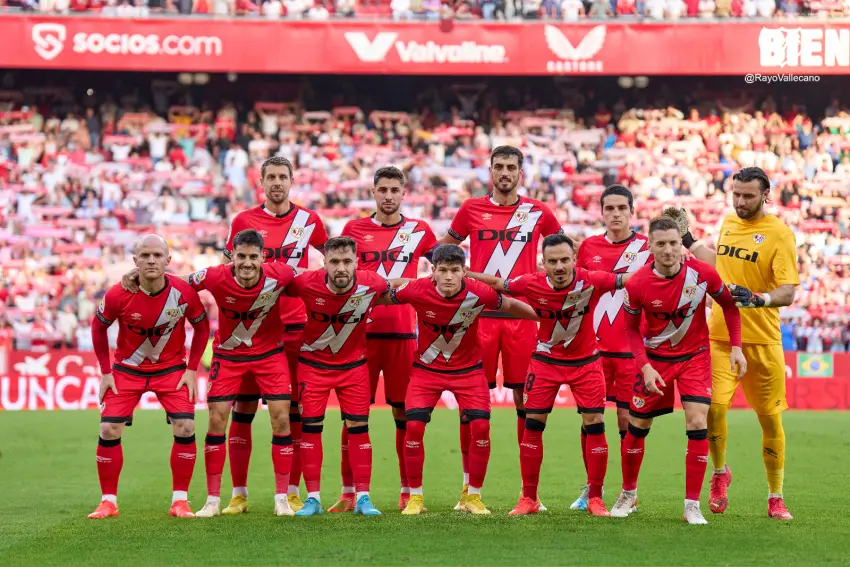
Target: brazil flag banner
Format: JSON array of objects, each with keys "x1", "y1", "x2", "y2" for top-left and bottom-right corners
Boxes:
[{"x1": 797, "y1": 354, "x2": 834, "y2": 378}]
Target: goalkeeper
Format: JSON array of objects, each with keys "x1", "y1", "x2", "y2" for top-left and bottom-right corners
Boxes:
[{"x1": 664, "y1": 167, "x2": 798, "y2": 521}]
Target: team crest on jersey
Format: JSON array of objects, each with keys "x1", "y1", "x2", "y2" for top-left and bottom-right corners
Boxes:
[
  {"x1": 348, "y1": 296, "x2": 363, "y2": 308},
  {"x1": 515, "y1": 211, "x2": 529, "y2": 224},
  {"x1": 753, "y1": 234, "x2": 765, "y2": 244},
  {"x1": 567, "y1": 291, "x2": 583, "y2": 303},
  {"x1": 398, "y1": 232, "x2": 412, "y2": 244},
  {"x1": 624, "y1": 252, "x2": 637, "y2": 264},
  {"x1": 165, "y1": 308, "x2": 183, "y2": 320},
  {"x1": 459, "y1": 310, "x2": 475, "y2": 321},
  {"x1": 190, "y1": 269, "x2": 206, "y2": 286},
  {"x1": 523, "y1": 392, "x2": 529, "y2": 404},
  {"x1": 257, "y1": 292, "x2": 275, "y2": 306},
  {"x1": 632, "y1": 396, "x2": 645, "y2": 409},
  {"x1": 683, "y1": 286, "x2": 697, "y2": 300},
  {"x1": 290, "y1": 227, "x2": 305, "y2": 240}
]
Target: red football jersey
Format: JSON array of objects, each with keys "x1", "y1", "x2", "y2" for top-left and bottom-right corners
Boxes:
[
  {"x1": 448, "y1": 195, "x2": 561, "y2": 281},
  {"x1": 96, "y1": 277, "x2": 206, "y2": 374},
  {"x1": 341, "y1": 214, "x2": 437, "y2": 337},
  {"x1": 225, "y1": 204, "x2": 328, "y2": 330},
  {"x1": 188, "y1": 263, "x2": 296, "y2": 360},
  {"x1": 288, "y1": 270, "x2": 390, "y2": 369},
  {"x1": 624, "y1": 258, "x2": 725, "y2": 361},
  {"x1": 504, "y1": 269, "x2": 618, "y2": 363},
  {"x1": 576, "y1": 232, "x2": 652, "y2": 355},
  {"x1": 390, "y1": 277, "x2": 502, "y2": 373}
]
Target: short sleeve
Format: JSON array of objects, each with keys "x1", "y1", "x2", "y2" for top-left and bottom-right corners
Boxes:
[
  {"x1": 588, "y1": 269, "x2": 618, "y2": 292},
  {"x1": 390, "y1": 279, "x2": 416, "y2": 305},
  {"x1": 184, "y1": 287, "x2": 207, "y2": 324},
  {"x1": 540, "y1": 205, "x2": 562, "y2": 236},
  {"x1": 189, "y1": 267, "x2": 211, "y2": 292},
  {"x1": 266, "y1": 262, "x2": 298, "y2": 287},
  {"x1": 419, "y1": 223, "x2": 439, "y2": 257},
  {"x1": 285, "y1": 272, "x2": 307, "y2": 297},
  {"x1": 503, "y1": 273, "x2": 533, "y2": 297},
  {"x1": 340, "y1": 220, "x2": 355, "y2": 238},
  {"x1": 95, "y1": 286, "x2": 123, "y2": 325},
  {"x1": 771, "y1": 228, "x2": 800, "y2": 287},
  {"x1": 310, "y1": 212, "x2": 330, "y2": 249},
  {"x1": 623, "y1": 279, "x2": 642, "y2": 315},
  {"x1": 224, "y1": 213, "x2": 248, "y2": 259},
  {"x1": 448, "y1": 201, "x2": 471, "y2": 241},
  {"x1": 367, "y1": 271, "x2": 391, "y2": 295},
  {"x1": 478, "y1": 283, "x2": 503, "y2": 311},
  {"x1": 702, "y1": 263, "x2": 726, "y2": 298},
  {"x1": 575, "y1": 239, "x2": 589, "y2": 270}
]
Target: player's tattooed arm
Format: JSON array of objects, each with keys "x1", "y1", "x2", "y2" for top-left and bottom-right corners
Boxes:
[
  {"x1": 439, "y1": 232, "x2": 463, "y2": 245},
  {"x1": 498, "y1": 297, "x2": 538, "y2": 321},
  {"x1": 465, "y1": 271, "x2": 508, "y2": 294}
]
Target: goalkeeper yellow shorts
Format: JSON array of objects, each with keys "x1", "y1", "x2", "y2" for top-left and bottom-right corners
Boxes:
[{"x1": 710, "y1": 340, "x2": 789, "y2": 415}]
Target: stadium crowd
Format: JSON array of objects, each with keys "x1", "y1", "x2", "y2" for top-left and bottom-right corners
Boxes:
[
  {"x1": 0, "y1": 75, "x2": 848, "y2": 353},
  {"x1": 2, "y1": 0, "x2": 849, "y2": 20}
]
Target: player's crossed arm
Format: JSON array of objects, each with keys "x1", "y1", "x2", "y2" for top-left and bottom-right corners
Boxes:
[
  {"x1": 465, "y1": 271, "x2": 509, "y2": 293},
  {"x1": 372, "y1": 278, "x2": 413, "y2": 306}
]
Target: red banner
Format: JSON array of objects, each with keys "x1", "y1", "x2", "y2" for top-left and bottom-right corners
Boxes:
[
  {"x1": 0, "y1": 16, "x2": 848, "y2": 75},
  {"x1": 2, "y1": 349, "x2": 850, "y2": 411}
]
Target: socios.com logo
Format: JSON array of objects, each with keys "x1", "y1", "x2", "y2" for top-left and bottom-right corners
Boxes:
[{"x1": 32, "y1": 23, "x2": 67, "y2": 61}]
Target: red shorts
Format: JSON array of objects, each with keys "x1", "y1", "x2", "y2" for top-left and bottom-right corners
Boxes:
[
  {"x1": 101, "y1": 366, "x2": 194, "y2": 425},
  {"x1": 630, "y1": 350, "x2": 712, "y2": 419},
  {"x1": 297, "y1": 360, "x2": 370, "y2": 422},
  {"x1": 601, "y1": 354, "x2": 637, "y2": 410},
  {"x1": 208, "y1": 350, "x2": 291, "y2": 404},
  {"x1": 236, "y1": 331, "x2": 302, "y2": 403},
  {"x1": 479, "y1": 317, "x2": 537, "y2": 389},
  {"x1": 367, "y1": 338, "x2": 415, "y2": 409},
  {"x1": 405, "y1": 365, "x2": 491, "y2": 423},
  {"x1": 524, "y1": 356, "x2": 607, "y2": 415}
]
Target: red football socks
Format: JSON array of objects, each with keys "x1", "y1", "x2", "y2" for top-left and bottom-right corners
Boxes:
[
  {"x1": 96, "y1": 437, "x2": 123, "y2": 497},
  {"x1": 404, "y1": 420, "x2": 426, "y2": 489},
  {"x1": 228, "y1": 412, "x2": 254, "y2": 489},
  {"x1": 204, "y1": 434, "x2": 226, "y2": 498},
  {"x1": 459, "y1": 421, "x2": 470, "y2": 477},
  {"x1": 685, "y1": 430, "x2": 709, "y2": 501},
  {"x1": 272, "y1": 434, "x2": 294, "y2": 495},
  {"x1": 395, "y1": 420, "x2": 408, "y2": 488},
  {"x1": 300, "y1": 427, "x2": 323, "y2": 493},
  {"x1": 520, "y1": 426, "x2": 543, "y2": 500},
  {"x1": 289, "y1": 413, "x2": 302, "y2": 489},
  {"x1": 340, "y1": 426, "x2": 354, "y2": 488},
  {"x1": 621, "y1": 426, "x2": 649, "y2": 492},
  {"x1": 583, "y1": 424, "x2": 608, "y2": 499},
  {"x1": 468, "y1": 419, "x2": 491, "y2": 490},
  {"x1": 347, "y1": 426, "x2": 373, "y2": 493},
  {"x1": 171, "y1": 435, "x2": 196, "y2": 492}
]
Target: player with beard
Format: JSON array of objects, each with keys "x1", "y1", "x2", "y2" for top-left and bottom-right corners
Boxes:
[
  {"x1": 664, "y1": 167, "x2": 798, "y2": 520},
  {"x1": 610, "y1": 217, "x2": 746, "y2": 524},
  {"x1": 440, "y1": 145, "x2": 561, "y2": 511},
  {"x1": 334, "y1": 166, "x2": 437, "y2": 512},
  {"x1": 570, "y1": 185, "x2": 652, "y2": 511},
  {"x1": 222, "y1": 156, "x2": 328, "y2": 515},
  {"x1": 469, "y1": 234, "x2": 634, "y2": 516},
  {"x1": 89, "y1": 235, "x2": 209, "y2": 519}
]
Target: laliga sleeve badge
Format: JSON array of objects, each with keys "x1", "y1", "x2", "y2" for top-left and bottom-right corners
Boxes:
[
  {"x1": 190, "y1": 269, "x2": 207, "y2": 286},
  {"x1": 97, "y1": 296, "x2": 106, "y2": 313}
]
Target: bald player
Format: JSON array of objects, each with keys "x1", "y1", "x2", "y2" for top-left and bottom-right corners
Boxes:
[{"x1": 89, "y1": 235, "x2": 210, "y2": 519}]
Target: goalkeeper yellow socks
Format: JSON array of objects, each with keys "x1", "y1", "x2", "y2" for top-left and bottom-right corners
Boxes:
[
  {"x1": 757, "y1": 413, "x2": 786, "y2": 496},
  {"x1": 707, "y1": 403, "x2": 728, "y2": 472}
]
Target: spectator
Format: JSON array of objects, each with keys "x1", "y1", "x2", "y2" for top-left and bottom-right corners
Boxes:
[
  {"x1": 560, "y1": 0, "x2": 583, "y2": 17},
  {"x1": 392, "y1": 0, "x2": 413, "y2": 18},
  {"x1": 336, "y1": 0, "x2": 356, "y2": 15}
]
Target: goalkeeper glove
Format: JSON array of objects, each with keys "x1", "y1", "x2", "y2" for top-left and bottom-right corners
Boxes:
[
  {"x1": 661, "y1": 205, "x2": 696, "y2": 249},
  {"x1": 728, "y1": 284, "x2": 768, "y2": 308}
]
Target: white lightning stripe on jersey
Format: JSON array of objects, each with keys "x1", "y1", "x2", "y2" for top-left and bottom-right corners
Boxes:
[
  {"x1": 122, "y1": 287, "x2": 186, "y2": 366},
  {"x1": 482, "y1": 203, "x2": 542, "y2": 278},
  {"x1": 593, "y1": 239, "x2": 650, "y2": 334},
  {"x1": 301, "y1": 284, "x2": 376, "y2": 355},
  {"x1": 420, "y1": 291, "x2": 484, "y2": 364},
  {"x1": 282, "y1": 209, "x2": 317, "y2": 268},
  {"x1": 218, "y1": 277, "x2": 284, "y2": 350},
  {"x1": 378, "y1": 221, "x2": 426, "y2": 279},
  {"x1": 536, "y1": 280, "x2": 592, "y2": 354},
  {"x1": 645, "y1": 266, "x2": 707, "y2": 349}
]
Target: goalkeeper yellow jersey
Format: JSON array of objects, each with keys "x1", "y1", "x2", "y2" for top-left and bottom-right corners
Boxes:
[{"x1": 708, "y1": 213, "x2": 800, "y2": 345}]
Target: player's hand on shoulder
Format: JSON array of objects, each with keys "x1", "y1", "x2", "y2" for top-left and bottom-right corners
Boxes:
[
  {"x1": 730, "y1": 346, "x2": 747, "y2": 380},
  {"x1": 177, "y1": 370, "x2": 198, "y2": 402},
  {"x1": 728, "y1": 283, "x2": 765, "y2": 308},
  {"x1": 121, "y1": 268, "x2": 141, "y2": 294},
  {"x1": 99, "y1": 373, "x2": 118, "y2": 404},
  {"x1": 641, "y1": 364, "x2": 666, "y2": 395}
]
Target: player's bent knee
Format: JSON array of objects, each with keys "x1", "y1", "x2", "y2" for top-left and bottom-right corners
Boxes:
[
  {"x1": 391, "y1": 407, "x2": 407, "y2": 421},
  {"x1": 233, "y1": 400, "x2": 259, "y2": 414},
  {"x1": 469, "y1": 419, "x2": 489, "y2": 439},
  {"x1": 582, "y1": 413, "x2": 605, "y2": 427},
  {"x1": 406, "y1": 419, "x2": 426, "y2": 438},
  {"x1": 99, "y1": 422, "x2": 124, "y2": 440},
  {"x1": 171, "y1": 418, "x2": 194, "y2": 438},
  {"x1": 525, "y1": 417, "x2": 546, "y2": 432},
  {"x1": 512, "y1": 389, "x2": 524, "y2": 407}
]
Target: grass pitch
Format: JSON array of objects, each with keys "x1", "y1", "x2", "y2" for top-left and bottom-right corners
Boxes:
[{"x1": 0, "y1": 409, "x2": 846, "y2": 566}]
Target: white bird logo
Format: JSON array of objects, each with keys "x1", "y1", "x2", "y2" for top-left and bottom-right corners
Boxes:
[{"x1": 544, "y1": 25, "x2": 607, "y2": 61}]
